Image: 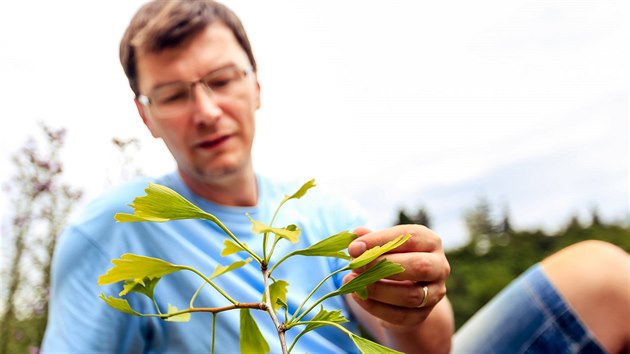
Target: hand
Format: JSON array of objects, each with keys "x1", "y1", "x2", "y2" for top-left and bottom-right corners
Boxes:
[{"x1": 343, "y1": 224, "x2": 450, "y2": 328}]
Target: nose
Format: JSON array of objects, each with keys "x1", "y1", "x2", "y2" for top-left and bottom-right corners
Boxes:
[{"x1": 191, "y1": 84, "x2": 222, "y2": 125}]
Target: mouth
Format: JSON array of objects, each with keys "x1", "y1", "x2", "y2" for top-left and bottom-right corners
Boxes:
[{"x1": 195, "y1": 135, "x2": 231, "y2": 150}]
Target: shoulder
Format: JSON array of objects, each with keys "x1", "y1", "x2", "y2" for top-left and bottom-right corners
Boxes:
[
  {"x1": 55, "y1": 176, "x2": 159, "y2": 261},
  {"x1": 69, "y1": 176, "x2": 154, "y2": 227}
]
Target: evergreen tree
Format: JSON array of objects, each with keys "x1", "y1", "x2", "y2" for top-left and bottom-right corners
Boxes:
[{"x1": 396, "y1": 206, "x2": 432, "y2": 228}]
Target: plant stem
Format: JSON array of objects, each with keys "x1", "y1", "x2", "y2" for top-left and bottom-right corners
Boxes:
[
  {"x1": 211, "y1": 313, "x2": 217, "y2": 354},
  {"x1": 181, "y1": 266, "x2": 239, "y2": 305},
  {"x1": 263, "y1": 268, "x2": 288, "y2": 354},
  {"x1": 153, "y1": 302, "x2": 266, "y2": 319},
  {"x1": 287, "y1": 320, "x2": 354, "y2": 353},
  {"x1": 288, "y1": 267, "x2": 346, "y2": 324},
  {"x1": 203, "y1": 213, "x2": 262, "y2": 264},
  {"x1": 189, "y1": 282, "x2": 206, "y2": 308},
  {"x1": 264, "y1": 198, "x2": 286, "y2": 262}
]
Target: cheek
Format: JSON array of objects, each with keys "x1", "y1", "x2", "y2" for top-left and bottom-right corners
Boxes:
[{"x1": 153, "y1": 121, "x2": 187, "y2": 148}]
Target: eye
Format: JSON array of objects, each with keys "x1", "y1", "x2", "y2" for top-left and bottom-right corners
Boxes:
[
  {"x1": 208, "y1": 78, "x2": 232, "y2": 89},
  {"x1": 153, "y1": 86, "x2": 189, "y2": 105},
  {"x1": 204, "y1": 68, "x2": 241, "y2": 91}
]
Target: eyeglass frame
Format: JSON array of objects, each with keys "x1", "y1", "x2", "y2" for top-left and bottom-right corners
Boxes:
[{"x1": 136, "y1": 65, "x2": 254, "y2": 118}]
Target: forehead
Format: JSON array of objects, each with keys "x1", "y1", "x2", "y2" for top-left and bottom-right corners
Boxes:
[{"x1": 135, "y1": 23, "x2": 248, "y2": 93}]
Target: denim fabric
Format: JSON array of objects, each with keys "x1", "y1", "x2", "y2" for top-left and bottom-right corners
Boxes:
[{"x1": 452, "y1": 264, "x2": 606, "y2": 354}]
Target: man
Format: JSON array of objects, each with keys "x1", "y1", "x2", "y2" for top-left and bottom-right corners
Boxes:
[{"x1": 42, "y1": 1, "x2": 629, "y2": 353}]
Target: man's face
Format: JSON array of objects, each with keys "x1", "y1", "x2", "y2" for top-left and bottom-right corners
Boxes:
[{"x1": 135, "y1": 23, "x2": 260, "y2": 186}]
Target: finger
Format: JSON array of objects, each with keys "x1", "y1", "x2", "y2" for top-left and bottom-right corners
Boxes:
[
  {"x1": 348, "y1": 225, "x2": 441, "y2": 258},
  {"x1": 348, "y1": 292, "x2": 430, "y2": 327},
  {"x1": 345, "y1": 271, "x2": 441, "y2": 308},
  {"x1": 361, "y1": 252, "x2": 448, "y2": 282},
  {"x1": 352, "y1": 227, "x2": 372, "y2": 237}
]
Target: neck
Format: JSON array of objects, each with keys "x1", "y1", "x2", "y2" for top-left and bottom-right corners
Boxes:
[{"x1": 178, "y1": 168, "x2": 258, "y2": 207}]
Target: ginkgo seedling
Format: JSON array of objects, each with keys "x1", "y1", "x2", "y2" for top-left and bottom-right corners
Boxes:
[{"x1": 98, "y1": 179, "x2": 410, "y2": 354}]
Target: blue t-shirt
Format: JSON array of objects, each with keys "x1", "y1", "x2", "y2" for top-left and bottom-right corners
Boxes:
[{"x1": 41, "y1": 173, "x2": 367, "y2": 353}]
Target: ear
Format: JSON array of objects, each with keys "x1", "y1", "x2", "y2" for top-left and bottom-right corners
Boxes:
[
  {"x1": 134, "y1": 99, "x2": 159, "y2": 138},
  {"x1": 254, "y1": 77, "x2": 261, "y2": 110}
]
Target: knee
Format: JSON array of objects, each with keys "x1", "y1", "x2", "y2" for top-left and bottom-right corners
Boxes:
[
  {"x1": 542, "y1": 240, "x2": 630, "y2": 296},
  {"x1": 542, "y1": 241, "x2": 630, "y2": 353},
  {"x1": 551, "y1": 240, "x2": 628, "y2": 267}
]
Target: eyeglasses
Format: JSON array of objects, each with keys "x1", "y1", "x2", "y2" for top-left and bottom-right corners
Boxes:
[{"x1": 137, "y1": 65, "x2": 253, "y2": 118}]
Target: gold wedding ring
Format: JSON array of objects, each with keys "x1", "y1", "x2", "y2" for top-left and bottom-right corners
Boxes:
[{"x1": 418, "y1": 285, "x2": 429, "y2": 308}]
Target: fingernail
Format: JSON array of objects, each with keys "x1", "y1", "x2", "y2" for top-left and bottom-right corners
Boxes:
[{"x1": 349, "y1": 241, "x2": 367, "y2": 256}]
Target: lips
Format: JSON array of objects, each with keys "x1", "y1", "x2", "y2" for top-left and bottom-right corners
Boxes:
[{"x1": 195, "y1": 135, "x2": 231, "y2": 149}]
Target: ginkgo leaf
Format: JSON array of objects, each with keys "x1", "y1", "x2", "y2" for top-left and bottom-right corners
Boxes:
[
  {"x1": 248, "y1": 215, "x2": 301, "y2": 243},
  {"x1": 240, "y1": 309, "x2": 270, "y2": 354},
  {"x1": 115, "y1": 213, "x2": 169, "y2": 222},
  {"x1": 119, "y1": 276, "x2": 160, "y2": 298},
  {"x1": 221, "y1": 239, "x2": 246, "y2": 256},
  {"x1": 114, "y1": 183, "x2": 210, "y2": 223},
  {"x1": 286, "y1": 179, "x2": 316, "y2": 201},
  {"x1": 289, "y1": 307, "x2": 349, "y2": 352},
  {"x1": 98, "y1": 254, "x2": 184, "y2": 286},
  {"x1": 209, "y1": 259, "x2": 252, "y2": 279},
  {"x1": 335, "y1": 259, "x2": 405, "y2": 299},
  {"x1": 291, "y1": 230, "x2": 357, "y2": 259},
  {"x1": 274, "y1": 224, "x2": 300, "y2": 243},
  {"x1": 99, "y1": 293, "x2": 142, "y2": 316},
  {"x1": 165, "y1": 304, "x2": 191, "y2": 322},
  {"x1": 348, "y1": 234, "x2": 411, "y2": 269},
  {"x1": 351, "y1": 334, "x2": 404, "y2": 354},
  {"x1": 302, "y1": 307, "x2": 348, "y2": 333},
  {"x1": 276, "y1": 298, "x2": 288, "y2": 311},
  {"x1": 266, "y1": 280, "x2": 289, "y2": 312}
]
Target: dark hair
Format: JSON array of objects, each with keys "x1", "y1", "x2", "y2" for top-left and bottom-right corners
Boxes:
[{"x1": 119, "y1": 0, "x2": 257, "y2": 96}]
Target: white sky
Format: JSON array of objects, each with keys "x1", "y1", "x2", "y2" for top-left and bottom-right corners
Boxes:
[{"x1": 1, "y1": 0, "x2": 628, "y2": 249}]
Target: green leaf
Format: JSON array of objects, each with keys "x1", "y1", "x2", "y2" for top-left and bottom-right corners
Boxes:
[
  {"x1": 336, "y1": 259, "x2": 405, "y2": 299},
  {"x1": 209, "y1": 258, "x2": 252, "y2": 279},
  {"x1": 248, "y1": 215, "x2": 301, "y2": 243},
  {"x1": 286, "y1": 179, "x2": 316, "y2": 201},
  {"x1": 165, "y1": 304, "x2": 191, "y2": 322},
  {"x1": 351, "y1": 334, "x2": 404, "y2": 354},
  {"x1": 240, "y1": 308, "x2": 270, "y2": 354},
  {"x1": 99, "y1": 293, "x2": 142, "y2": 316},
  {"x1": 275, "y1": 224, "x2": 301, "y2": 243},
  {"x1": 349, "y1": 234, "x2": 411, "y2": 269},
  {"x1": 291, "y1": 230, "x2": 357, "y2": 259},
  {"x1": 303, "y1": 307, "x2": 348, "y2": 333},
  {"x1": 276, "y1": 298, "x2": 288, "y2": 311},
  {"x1": 119, "y1": 276, "x2": 160, "y2": 298},
  {"x1": 221, "y1": 239, "x2": 246, "y2": 256},
  {"x1": 114, "y1": 183, "x2": 210, "y2": 223},
  {"x1": 266, "y1": 280, "x2": 289, "y2": 312},
  {"x1": 98, "y1": 254, "x2": 184, "y2": 286},
  {"x1": 355, "y1": 287, "x2": 368, "y2": 301}
]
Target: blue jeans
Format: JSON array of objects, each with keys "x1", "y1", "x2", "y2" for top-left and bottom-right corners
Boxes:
[{"x1": 452, "y1": 264, "x2": 606, "y2": 354}]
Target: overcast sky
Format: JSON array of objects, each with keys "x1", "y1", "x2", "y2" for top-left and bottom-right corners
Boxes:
[{"x1": 1, "y1": 0, "x2": 628, "y2": 249}]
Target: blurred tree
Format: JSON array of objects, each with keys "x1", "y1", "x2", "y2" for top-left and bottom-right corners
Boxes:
[
  {"x1": 109, "y1": 137, "x2": 143, "y2": 184},
  {"x1": 396, "y1": 206, "x2": 432, "y2": 228},
  {"x1": 590, "y1": 207, "x2": 601, "y2": 227},
  {"x1": 1, "y1": 123, "x2": 82, "y2": 353},
  {"x1": 463, "y1": 197, "x2": 499, "y2": 255}
]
